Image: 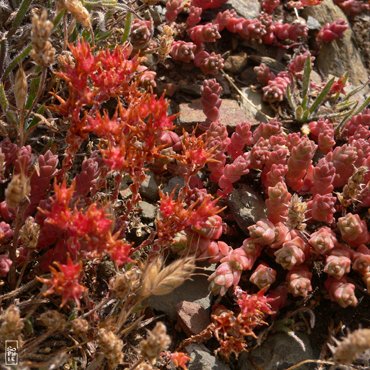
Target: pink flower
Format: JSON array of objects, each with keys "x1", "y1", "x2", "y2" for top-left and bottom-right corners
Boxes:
[
  {"x1": 325, "y1": 277, "x2": 358, "y2": 308},
  {"x1": 286, "y1": 266, "x2": 312, "y2": 298},
  {"x1": 166, "y1": 0, "x2": 184, "y2": 22},
  {"x1": 194, "y1": 51, "x2": 224, "y2": 75},
  {"x1": 307, "y1": 193, "x2": 336, "y2": 224},
  {"x1": 130, "y1": 19, "x2": 152, "y2": 49},
  {"x1": 324, "y1": 255, "x2": 351, "y2": 280},
  {"x1": 187, "y1": 6, "x2": 202, "y2": 27},
  {"x1": 310, "y1": 158, "x2": 335, "y2": 195},
  {"x1": 227, "y1": 122, "x2": 252, "y2": 160},
  {"x1": 250, "y1": 263, "x2": 277, "y2": 289},
  {"x1": 192, "y1": 215, "x2": 223, "y2": 240},
  {"x1": 352, "y1": 245, "x2": 370, "y2": 275},
  {"x1": 309, "y1": 227, "x2": 337, "y2": 255},
  {"x1": 254, "y1": 63, "x2": 276, "y2": 85},
  {"x1": 201, "y1": 79, "x2": 222, "y2": 122},
  {"x1": 262, "y1": 72, "x2": 291, "y2": 103},
  {"x1": 0, "y1": 255, "x2": 12, "y2": 277},
  {"x1": 192, "y1": 0, "x2": 228, "y2": 9},
  {"x1": 338, "y1": 213, "x2": 369, "y2": 247},
  {"x1": 170, "y1": 41, "x2": 197, "y2": 63},
  {"x1": 209, "y1": 261, "x2": 243, "y2": 296},
  {"x1": 266, "y1": 181, "x2": 291, "y2": 224},
  {"x1": 274, "y1": 237, "x2": 308, "y2": 270},
  {"x1": 262, "y1": 0, "x2": 280, "y2": 13},
  {"x1": 188, "y1": 24, "x2": 221, "y2": 45},
  {"x1": 270, "y1": 223, "x2": 290, "y2": 249},
  {"x1": 316, "y1": 19, "x2": 348, "y2": 44},
  {"x1": 38, "y1": 256, "x2": 86, "y2": 308},
  {"x1": 248, "y1": 219, "x2": 276, "y2": 246}
]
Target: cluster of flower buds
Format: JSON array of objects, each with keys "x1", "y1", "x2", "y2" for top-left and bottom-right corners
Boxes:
[
  {"x1": 333, "y1": 0, "x2": 370, "y2": 16},
  {"x1": 192, "y1": 0, "x2": 228, "y2": 9},
  {"x1": 165, "y1": 0, "x2": 184, "y2": 23},
  {"x1": 262, "y1": 72, "x2": 291, "y2": 103},
  {"x1": 214, "y1": 11, "x2": 308, "y2": 46},
  {"x1": 254, "y1": 63, "x2": 276, "y2": 85},
  {"x1": 201, "y1": 79, "x2": 222, "y2": 123},
  {"x1": 170, "y1": 41, "x2": 197, "y2": 63},
  {"x1": 202, "y1": 103, "x2": 369, "y2": 307},
  {"x1": 130, "y1": 19, "x2": 153, "y2": 49},
  {"x1": 187, "y1": 6, "x2": 203, "y2": 27},
  {"x1": 316, "y1": 19, "x2": 348, "y2": 44},
  {"x1": 194, "y1": 50, "x2": 225, "y2": 75},
  {"x1": 209, "y1": 239, "x2": 262, "y2": 295},
  {"x1": 188, "y1": 24, "x2": 221, "y2": 45},
  {"x1": 287, "y1": 0, "x2": 323, "y2": 9},
  {"x1": 262, "y1": 0, "x2": 281, "y2": 13}
]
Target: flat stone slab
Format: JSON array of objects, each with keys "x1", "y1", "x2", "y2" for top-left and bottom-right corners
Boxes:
[{"x1": 179, "y1": 99, "x2": 258, "y2": 128}]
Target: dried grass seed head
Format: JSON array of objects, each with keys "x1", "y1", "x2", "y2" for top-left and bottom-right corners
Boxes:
[
  {"x1": 19, "y1": 216, "x2": 40, "y2": 249},
  {"x1": 110, "y1": 267, "x2": 142, "y2": 299},
  {"x1": 141, "y1": 255, "x2": 195, "y2": 298},
  {"x1": 5, "y1": 173, "x2": 30, "y2": 209},
  {"x1": 71, "y1": 317, "x2": 89, "y2": 336},
  {"x1": 287, "y1": 194, "x2": 307, "y2": 231},
  {"x1": 140, "y1": 322, "x2": 171, "y2": 365},
  {"x1": 0, "y1": 305, "x2": 24, "y2": 342},
  {"x1": 30, "y1": 9, "x2": 55, "y2": 67},
  {"x1": 332, "y1": 328, "x2": 370, "y2": 364},
  {"x1": 14, "y1": 66, "x2": 28, "y2": 110},
  {"x1": 98, "y1": 328, "x2": 124, "y2": 369},
  {"x1": 60, "y1": 0, "x2": 91, "y2": 29},
  {"x1": 38, "y1": 310, "x2": 66, "y2": 331}
]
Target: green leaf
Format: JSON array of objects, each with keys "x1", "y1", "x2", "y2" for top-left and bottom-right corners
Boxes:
[
  {"x1": 25, "y1": 105, "x2": 45, "y2": 131},
  {"x1": 8, "y1": 0, "x2": 33, "y2": 38},
  {"x1": 295, "y1": 105, "x2": 304, "y2": 121},
  {"x1": 1, "y1": 44, "x2": 32, "y2": 82},
  {"x1": 301, "y1": 57, "x2": 311, "y2": 108},
  {"x1": 286, "y1": 85, "x2": 296, "y2": 111},
  {"x1": 25, "y1": 73, "x2": 41, "y2": 109},
  {"x1": 95, "y1": 30, "x2": 112, "y2": 43},
  {"x1": 309, "y1": 77, "x2": 335, "y2": 115},
  {"x1": 341, "y1": 78, "x2": 368, "y2": 102},
  {"x1": 122, "y1": 12, "x2": 133, "y2": 43},
  {"x1": 352, "y1": 95, "x2": 370, "y2": 117},
  {"x1": 52, "y1": 9, "x2": 66, "y2": 28},
  {"x1": 0, "y1": 83, "x2": 9, "y2": 112}
]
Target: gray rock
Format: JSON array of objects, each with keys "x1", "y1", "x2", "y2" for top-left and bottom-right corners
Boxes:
[
  {"x1": 138, "y1": 201, "x2": 157, "y2": 220},
  {"x1": 227, "y1": 184, "x2": 267, "y2": 232},
  {"x1": 178, "y1": 99, "x2": 258, "y2": 129},
  {"x1": 306, "y1": 16, "x2": 321, "y2": 30},
  {"x1": 176, "y1": 301, "x2": 210, "y2": 335},
  {"x1": 302, "y1": 0, "x2": 369, "y2": 86},
  {"x1": 163, "y1": 176, "x2": 185, "y2": 194},
  {"x1": 229, "y1": 0, "x2": 261, "y2": 19},
  {"x1": 139, "y1": 171, "x2": 159, "y2": 201},
  {"x1": 238, "y1": 332, "x2": 316, "y2": 370},
  {"x1": 148, "y1": 272, "x2": 212, "y2": 320},
  {"x1": 186, "y1": 344, "x2": 230, "y2": 370},
  {"x1": 240, "y1": 87, "x2": 275, "y2": 122}
]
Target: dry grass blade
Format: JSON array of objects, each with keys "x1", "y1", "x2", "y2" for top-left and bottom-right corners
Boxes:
[{"x1": 140, "y1": 256, "x2": 196, "y2": 298}]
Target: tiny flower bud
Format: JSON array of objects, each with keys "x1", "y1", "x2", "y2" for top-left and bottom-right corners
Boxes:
[
  {"x1": 287, "y1": 266, "x2": 312, "y2": 298},
  {"x1": 250, "y1": 263, "x2": 277, "y2": 289},
  {"x1": 324, "y1": 255, "x2": 351, "y2": 279}
]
